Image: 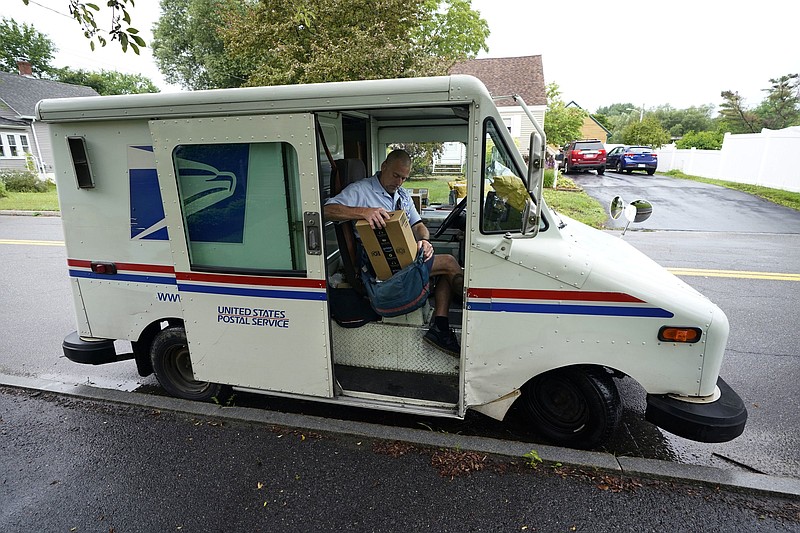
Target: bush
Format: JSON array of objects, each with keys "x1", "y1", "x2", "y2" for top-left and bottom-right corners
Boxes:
[
  {"x1": 543, "y1": 169, "x2": 554, "y2": 188},
  {"x1": 0, "y1": 169, "x2": 48, "y2": 192},
  {"x1": 0, "y1": 179, "x2": 7, "y2": 198},
  {"x1": 675, "y1": 130, "x2": 724, "y2": 150}
]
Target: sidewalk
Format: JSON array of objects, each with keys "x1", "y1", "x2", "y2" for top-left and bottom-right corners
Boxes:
[{"x1": 1, "y1": 375, "x2": 798, "y2": 532}]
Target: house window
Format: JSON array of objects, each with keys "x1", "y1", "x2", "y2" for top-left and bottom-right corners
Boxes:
[{"x1": 0, "y1": 132, "x2": 30, "y2": 159}]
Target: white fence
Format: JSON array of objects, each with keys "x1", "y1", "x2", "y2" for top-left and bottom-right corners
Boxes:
[{"x1": 655, "y1": 126, "x2": 800, "y2": 193}]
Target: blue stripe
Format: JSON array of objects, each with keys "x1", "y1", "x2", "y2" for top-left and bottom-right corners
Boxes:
[
  {"x1": 468, "y1": 301, "x2": 673, "y2": 318},
  {"x1": 178, "y1": 283, "x2": 327, "y2": 301},
  {"x1": 70, "y1": 270, "x2": 177, "y2": 285}
]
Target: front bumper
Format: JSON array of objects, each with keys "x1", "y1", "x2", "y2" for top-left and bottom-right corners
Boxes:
[
  {"x1": 63, "y1": 331, "x2": 133, "y2": 365},
  {"x1": 645, "y1": 377, "x2": 747, "y2": 443}
]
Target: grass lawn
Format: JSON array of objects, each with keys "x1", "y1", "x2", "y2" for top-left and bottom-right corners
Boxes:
[
  {"x1": 0, "y1": 186, "x2": 59, "y2": 212},
  {"x1": 405, "y1": 175, "x2": 461, "y2": 204},
  {"x1": 664, "y1": 170, "x2": 800, "y2": 211}
]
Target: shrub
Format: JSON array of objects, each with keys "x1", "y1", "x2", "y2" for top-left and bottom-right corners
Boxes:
[
  {"x1": 675, "y1": 130, "x2": 724, "y2": 150},
  {"x1": 0, "y1": 179, "x2": 7, "y2": 198},
  {"x1": 0, "y1": 169, "x2": 48, "y2": 192},
  {"x1": 543, "y1": 169, "x2": 554, "y2": 188}
]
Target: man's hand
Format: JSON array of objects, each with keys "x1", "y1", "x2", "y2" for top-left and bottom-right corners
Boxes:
[
  {"x1": 418, "y1": 239, "x2": 434, "y2": 261},
  {"x1": 361, "y1": 207, "x2": 392, "y2": 229}
]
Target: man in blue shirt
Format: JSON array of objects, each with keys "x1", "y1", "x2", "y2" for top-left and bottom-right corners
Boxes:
[{"x1": 324, "y1": 149, "x2": 463, "y2": 357}]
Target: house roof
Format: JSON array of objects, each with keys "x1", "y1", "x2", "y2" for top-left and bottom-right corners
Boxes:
[
  {"x1": 566, "y1": 100, "x2": 611, "y2": 135},
  {"x1": 0, "y1": 71, "x2": 98, "y2": 118},
  {"x1": 449, "y1": 55, "x2": 546, "y2": 107}
]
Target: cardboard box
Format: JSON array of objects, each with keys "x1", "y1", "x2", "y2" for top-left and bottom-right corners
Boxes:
[{"x1": 355, "y1": 210, "x2": 418, "y2": 281}]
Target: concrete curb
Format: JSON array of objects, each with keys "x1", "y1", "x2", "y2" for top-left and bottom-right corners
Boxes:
[
  {"x1": 2, "y1": 372, "x2": 798, "y2": 499},
  {"x1": 0, "y1": 210, "x2": 60, "y2": 217}
]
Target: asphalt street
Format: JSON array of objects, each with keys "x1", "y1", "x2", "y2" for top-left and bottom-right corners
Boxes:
[{"x1": 2, "y1": 384, "x2": 798, "y2": 533}]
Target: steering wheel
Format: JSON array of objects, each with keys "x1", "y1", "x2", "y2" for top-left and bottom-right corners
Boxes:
[{"x1": 432, "y1": 197, "x2": 468, "y2": 240}]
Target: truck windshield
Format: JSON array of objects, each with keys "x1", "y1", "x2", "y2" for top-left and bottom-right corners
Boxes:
[{"x1": 480, "y1": 120, "x2": 528, "y2": 234}]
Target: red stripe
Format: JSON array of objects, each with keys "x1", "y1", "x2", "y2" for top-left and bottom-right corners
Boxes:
[
  {"x1": 176, "y1": 271, "x2": 325, "y2": 289},
  {"x1": 467, "y1": 288, "x2": 644, "y2": 303},
  {"x1": 67, "y1": 259, "x2": 175, "y2": 274}
]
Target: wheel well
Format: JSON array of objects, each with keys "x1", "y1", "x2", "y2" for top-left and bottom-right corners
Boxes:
[{"x1": 132, "y1": 318, "x2": 184, "y2": 377}]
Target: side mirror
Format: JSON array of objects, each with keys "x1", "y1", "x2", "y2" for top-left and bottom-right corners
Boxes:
[{"x1": 609, "y1": 196, "x2": 653, "y2": 235}]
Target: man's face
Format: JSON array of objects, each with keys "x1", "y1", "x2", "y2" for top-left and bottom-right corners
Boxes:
[{"x1": 379, "y1": 158, "x2": 411, "y2": 195}]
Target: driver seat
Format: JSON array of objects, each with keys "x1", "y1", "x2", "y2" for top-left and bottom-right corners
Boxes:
[{"x1": 331, "y1": 158, "x2": 367, "y2": 294}]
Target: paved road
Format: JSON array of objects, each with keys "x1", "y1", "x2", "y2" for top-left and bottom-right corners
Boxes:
[
  {"x1": 1, "y1": 200, "x2": 799, "y2": 478},
  {"x1": 566, "y1": 170, "x2": 800, "y2": 233},
  {"x1": 2, "y1": 385, "x2": 798, "y2": 533}
]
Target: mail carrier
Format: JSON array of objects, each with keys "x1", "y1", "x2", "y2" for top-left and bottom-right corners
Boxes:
[{"x1": 38, "y1": 75, "x2": 746, "y2": 449}]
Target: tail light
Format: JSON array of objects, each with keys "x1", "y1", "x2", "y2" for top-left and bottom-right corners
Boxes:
[
  {"x1": 652, "y1": 153, "x2": 658, "y2": 158},
  {"x1": 624, "y1": 152, "x2": 634, "y2": 157}
]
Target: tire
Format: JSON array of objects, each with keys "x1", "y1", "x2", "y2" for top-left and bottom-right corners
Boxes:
[
  {"x1": 519, "y1": 367, "x2": 621, "y2": 449},
  {"x1": 150, "y1": 326, "x2": 231, "y2": 402},
  {"x1": 597, "y1": 166, "x2": 605, "y2": 175},
  {"x1": 563, "y1": 162, "x2": 571, "y2": 174},
  {"x1": 646, "y1": 169, "x2": 656, "y2": 175},
  {"x1": 616, "y1": 161, "x2": 623, "y2": 173}
]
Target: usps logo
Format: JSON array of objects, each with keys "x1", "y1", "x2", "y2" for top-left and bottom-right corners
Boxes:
[{"x1": 129, "y1": 145, "x2": 168, "y2": 241}]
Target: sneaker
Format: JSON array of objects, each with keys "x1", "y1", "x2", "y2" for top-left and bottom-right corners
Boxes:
[{"x1": 423, "y1": 324, "x2": 460, "y2": 357}]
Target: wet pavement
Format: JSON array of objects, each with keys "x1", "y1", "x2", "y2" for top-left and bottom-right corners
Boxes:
[{"x1": 2, "y1": 384, "x2": 799, "y2": 533}]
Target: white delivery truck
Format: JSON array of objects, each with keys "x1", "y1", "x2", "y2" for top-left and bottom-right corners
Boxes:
[{"x1": 39, "y1": 75, "x2": 746, "y2": 449}]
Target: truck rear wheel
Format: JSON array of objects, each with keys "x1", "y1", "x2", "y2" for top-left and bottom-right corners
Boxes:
[
  {"x1": 519, "y1": 367, "x2": 621, "y2": 449},
  {"x1": 150, "y1": 326, "x2": 231, "y2": 402}
]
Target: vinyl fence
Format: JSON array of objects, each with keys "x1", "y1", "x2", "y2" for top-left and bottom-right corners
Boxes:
[{"x1": 655, "y1": 126, "x2": 800, "y2": 193}]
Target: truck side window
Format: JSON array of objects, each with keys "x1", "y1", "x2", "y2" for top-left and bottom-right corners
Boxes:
[
  {"x1": 481, "y1": 120, "x2": 527, "y2": 234},
  {"x1": 173, "y1": 142, "x2": 306, "y2": 274}
]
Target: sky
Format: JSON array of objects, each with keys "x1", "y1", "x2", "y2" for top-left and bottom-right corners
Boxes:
[{"x1": 4, "y1": 0, "x2": 800, "y2": 113}]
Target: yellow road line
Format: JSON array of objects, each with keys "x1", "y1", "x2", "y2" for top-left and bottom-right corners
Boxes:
[
  {"x1": 0, "y1": 239, "x2": 64, "y2": 247},
  {"x1": 667, "y1": 268, "x2": 800, "y2": 281}
]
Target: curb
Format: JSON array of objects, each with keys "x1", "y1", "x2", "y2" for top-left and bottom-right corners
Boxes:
[
  {"x1": 1, "y1": 372, "x2": 798, "y2": 499},
  {"x1": 0, "y1": 210, "x2": 60, "y2": 217}
]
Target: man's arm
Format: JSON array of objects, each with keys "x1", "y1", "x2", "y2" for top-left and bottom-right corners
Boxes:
[
  {"x1": 323, "y1": 203, "x2": 391, "y2": 229},
  {"x1": 411, "y1": 222, "x2": 434, "y2": 260}
]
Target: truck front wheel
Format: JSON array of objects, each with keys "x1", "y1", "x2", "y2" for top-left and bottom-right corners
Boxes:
[
  {"x1": 519, "y1": 367, "x2": 621, "y2": 449},
  {"x1": 150, "y1": 326, "x2": 231, "y2": 402}
]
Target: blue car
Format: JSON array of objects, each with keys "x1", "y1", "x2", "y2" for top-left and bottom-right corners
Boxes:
[{"x1": 606, "y1": 146, "x2": 658, "y2": 175}]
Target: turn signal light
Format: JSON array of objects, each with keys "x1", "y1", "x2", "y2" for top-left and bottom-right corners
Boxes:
[{"x1": 658, "y1": 326, "x2": 702, "y2": 343}]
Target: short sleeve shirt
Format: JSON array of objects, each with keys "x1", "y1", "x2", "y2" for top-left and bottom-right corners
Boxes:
[{"x1": 325, "y1": 172, "x2": 422, "y2": 227}]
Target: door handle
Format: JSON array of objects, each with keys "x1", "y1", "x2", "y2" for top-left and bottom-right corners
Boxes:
[{"x1": 304, "y1": 212, "x2": 322, "y2": 255}]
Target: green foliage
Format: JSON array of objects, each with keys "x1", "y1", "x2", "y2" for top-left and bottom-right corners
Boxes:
[
  {"x1": 218, "y1": 0, "x2": 489, "y2": 88},
  {"x1": 719, "y1": 90, "x2": 761, "y2": 133},
  {"x1": 755, "y1": 73, "x2": 800, "y2": 129},
  {"x1": 52, "y1": 67, "x2": 159, "y2": 95},
  {"x1": 591, "y1": 113, "x2": 612, "y2": 131},
  {"x1": 621, "y1": 116, "x2": 670, "y2": 148},
  {"x1": 675, "y1": 130, "x2": 724, "y2": 150},
  {"x1": 543, "y1": 169, "x2": 554, "y2": 188},
  {"x1": 389, "y1": 143, "x2": 444, "y2": 175},
  {"x1": 0, "y1": 179, "x2": 8, "y2": 199},
  {"x1": 650, "y1": 104, "x2": 715, "y2": 137},
  {"x1": 523, "y1": 449, "x2": 542, "y2": 468},
  {"x1": 152, "y1": 0, "x2": 248, "y2": 90},
  {"x1": 0, "y1": 17, "x2": 56, "y2": 76},
  {"x1": 543, "y1": 188, "x2": 607, "y2": 229},
  {"x1": 0, "y1": 169, "x2": 48, "y2": 192},
  {"x1": 545, "y1": 83, "x2": 586, "y2": 147}
]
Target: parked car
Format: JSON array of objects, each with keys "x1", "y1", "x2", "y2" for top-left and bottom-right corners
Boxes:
[
  {"x1": 607, "y1": 146, "x2": 658, "y2": 175},
  {"x1": 559, "y1": 139, "x2": 606, "y2": 174}
]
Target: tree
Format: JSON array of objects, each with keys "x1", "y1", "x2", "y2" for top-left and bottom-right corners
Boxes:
[
  {"x1": 544, "y1": 83, "x2": 586, "y2": 148},
  {"x1": 719, "y1": 90, "x2": 761, "y2": 134},
  {"x1": 621, "y1": 116, "x2": 670, "y2": 148},
  {"x1": 20, "y1": 0, "x2": 144, "y2": 53},
  {"x1": 204, "y1": 0, "x2": 488, "y2": 88},
  {"x1": 152, "y1": 0, "x2": 248, "y2": 90},
  {"x1": 596, "y1": 102, "x2": 639, "y2": 143},
  {"x1": 755, "y1": 73, "x2": 800, "y2": 129},
  {"x1": 675, "y1": 130, "x2": 724, "y2": 150},
  {"x1": 650, "y1": 104, "x2": 715, "y2": 137},
  {"x1": 52, "y1": 67, "x2": 159, "y2": 95},
  {"x1": 0, "y1": 17, "x2": 56, "y2": 76}
]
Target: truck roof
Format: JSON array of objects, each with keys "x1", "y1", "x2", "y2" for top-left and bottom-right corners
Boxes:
[{"x1": 36, "y1": 75, "x2": 489, "y2": 123}]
